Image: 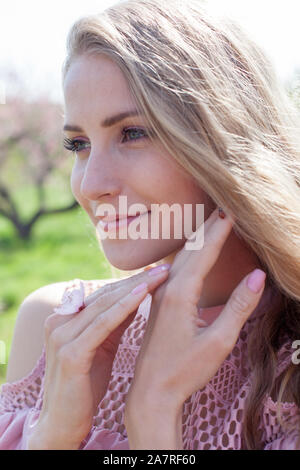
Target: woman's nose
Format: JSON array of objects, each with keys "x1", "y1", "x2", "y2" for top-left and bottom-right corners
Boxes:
[{"x1": 80, "y1": 152, "x2": 121, "y2": 201}]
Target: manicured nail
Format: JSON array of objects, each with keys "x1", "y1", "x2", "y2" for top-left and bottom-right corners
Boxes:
[
  {"x1": 148, "y1": 263, "x2": 171, "y2": 276},
  {"x1": 247, "y1": 269, "x2": 266, "y2": 293},
  {"x1": 131, "y1": 282, "x2": 148, "y2": 295},
  {"x1": 197, "y1": 318, "x2": 208, "y2": 327},
  {"x1": 218, "y1": 207, "x2": 226, "y2": 219}
]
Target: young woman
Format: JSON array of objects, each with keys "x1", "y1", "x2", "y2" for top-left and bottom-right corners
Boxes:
[{"x1": 0, "y1": 0, "x2": 299, "y2": 450}]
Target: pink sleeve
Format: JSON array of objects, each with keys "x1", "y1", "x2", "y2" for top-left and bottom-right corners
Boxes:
[
  {"x1": 79, "y1": 428, "x2": 130, "y2": 450},
  {"x1": 0, "y1": 348, "x2": 46, "y2": 450},
  {"x1": 262, "y1": 385, "x2": 300, "y2": 451},
  {"x1": 0, "y1": 407, "x2": 41, "y2": 450},
  {"x1": 264, "y1": 431, "x2": 300, "y2": 450}
]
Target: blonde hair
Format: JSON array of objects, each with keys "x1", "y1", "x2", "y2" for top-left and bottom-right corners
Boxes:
[{"x1": 62, "y1": 0, "x2": 300, "y2": 448}]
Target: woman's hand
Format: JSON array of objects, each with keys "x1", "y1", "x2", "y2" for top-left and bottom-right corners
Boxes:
[
  {"x1": 124, "y1": 207, "x2": 266, "y2": 449},
  {"x1": 28, "y1": 266, "x2": 171, "y2": 450}
]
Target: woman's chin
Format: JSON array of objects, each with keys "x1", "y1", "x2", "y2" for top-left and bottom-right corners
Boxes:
[{"x1": 100, "y1": 240, "x2": 183, "y2": 272}]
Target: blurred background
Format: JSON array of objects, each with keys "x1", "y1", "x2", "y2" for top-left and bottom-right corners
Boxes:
[{"x1": 0, "y1": 0, "x2": 299, "y2": 385}]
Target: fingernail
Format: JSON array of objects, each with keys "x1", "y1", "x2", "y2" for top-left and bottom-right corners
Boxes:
[
  {"x1": 247, "y1": 269, "x2": 266, "y2": 293},
  {"x1": 218, "y1": 207, "x2": 226, "y2": 219},
  {"x1": 197, "y1": 318, "x2": 208, "y2": 327},
  {"x1": 131, "y1": 282, "x2": 148, "y2": 295},
  {"x1": 148, "y1": 263, "x2": 171, "y2": 276}
]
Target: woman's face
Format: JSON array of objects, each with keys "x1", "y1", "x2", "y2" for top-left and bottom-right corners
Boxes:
[{"x1": 63, "y1": 54, "x2": 209, "y2": 270}]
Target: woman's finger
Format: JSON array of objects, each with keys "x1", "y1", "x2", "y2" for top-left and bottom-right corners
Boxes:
[
  {"x1": 167, "y1": 206, "x2": 222, "y2": 279},
  {"x1": 178, "y1": 210, "x2": 234, "y2": 301},
  {"x1": 65, "y1": 282, "x2": 153, "y2": 361},
  {"x1": 184, "y1": 206, "x2": 219, "y2": 245},
  {"x1": 50, "y1": 267, "x2": 170, "y2": 343},
  {"x1": 84, "y1": 262, "x2": 171, "y2": 307},
  {"x1": 205, "y1": 268, "x2": 266, "y2": 356}
]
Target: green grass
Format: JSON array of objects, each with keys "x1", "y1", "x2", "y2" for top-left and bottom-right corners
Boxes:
[{"x1": 0, "y1": 184, "x2": 116, "y2": 386}]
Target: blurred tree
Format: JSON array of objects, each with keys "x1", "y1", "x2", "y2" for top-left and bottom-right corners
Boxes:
[{"x1": 0, "y1": 77, "x2": 78, "y2": 241}]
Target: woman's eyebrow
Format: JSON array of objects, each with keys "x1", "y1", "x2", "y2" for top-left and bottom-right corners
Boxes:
[{"x1": 63, "y1": 110, "x2": 141, "y2": 132}]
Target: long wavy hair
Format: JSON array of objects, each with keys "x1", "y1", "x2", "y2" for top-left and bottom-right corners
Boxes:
[{"x1": 61, "y1": 0, "x2": 300, "y2": 449}]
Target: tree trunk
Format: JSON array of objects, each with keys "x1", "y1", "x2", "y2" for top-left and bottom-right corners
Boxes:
[{"x1": 14, "y1": 222, "x2": 33, "y2": 241}]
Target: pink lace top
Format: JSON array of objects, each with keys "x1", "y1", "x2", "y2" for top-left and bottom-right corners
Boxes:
[{"x1": 0, "y1": 278, "x2": 299, "y2": 450}]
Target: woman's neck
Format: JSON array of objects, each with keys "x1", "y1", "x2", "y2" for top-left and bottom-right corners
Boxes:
[{"x1": 161, "y1": 229, "x2": 261, "y2": 309}]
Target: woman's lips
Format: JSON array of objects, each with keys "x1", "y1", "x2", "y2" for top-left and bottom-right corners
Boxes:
[{"x1": 97, "y1": 211, "x2": 151, "y2": 232}]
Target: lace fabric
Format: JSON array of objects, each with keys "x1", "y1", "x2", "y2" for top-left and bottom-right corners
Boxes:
[{"x1": 0, "y1": 278, "x2": 299, "y2": 450}]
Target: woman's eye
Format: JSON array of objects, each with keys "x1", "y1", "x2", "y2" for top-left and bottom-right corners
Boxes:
[
  {"x1": 63, "y1": 138, "x2": 90, "y2": 153},
  {"x1": 63, "y1": 127, "x2": 149, "y2": 155},
  {"x1": 121, "y1": 127, "x2": 148, "y2": 142}
]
